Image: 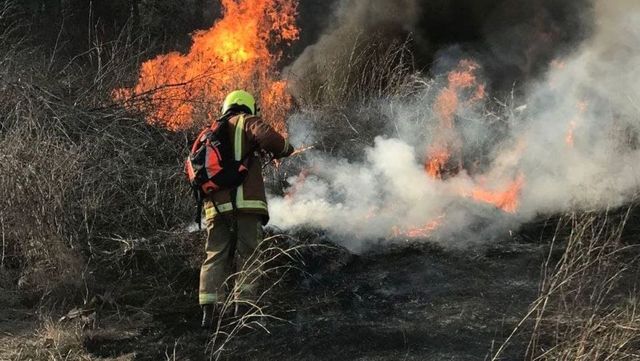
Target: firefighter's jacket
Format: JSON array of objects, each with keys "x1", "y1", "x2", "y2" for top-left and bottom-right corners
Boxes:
[{"x1": 204, "y1": 113, "x2": 293, "y2": 223}]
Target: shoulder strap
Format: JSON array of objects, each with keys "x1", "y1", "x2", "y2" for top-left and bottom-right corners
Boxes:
[
  {"x1": 233, "y1": 115, "x2": 245, "y2": 162},
  {"x1": 191, "y1": 128, "x2": 210, "y2": 153},
  {"x1": 233, "y1": 114, "x2": 259, "y2": 164}
]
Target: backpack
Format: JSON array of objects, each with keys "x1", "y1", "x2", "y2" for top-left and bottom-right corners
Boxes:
[{"x1": 185, "y1": 116, "x2": 250, "y2": 228}]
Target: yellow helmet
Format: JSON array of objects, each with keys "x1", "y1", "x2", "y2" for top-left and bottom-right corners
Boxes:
[{"x1": 221, "y1": 90, "x2": 257, "y2": 115}]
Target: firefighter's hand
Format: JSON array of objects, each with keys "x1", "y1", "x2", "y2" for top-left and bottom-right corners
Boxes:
[
  {"x1": 259, "y1": 149, "x2": 274, "y2": 159},
  {"x1": 259, "y1": 150, "x2": 276, "y2": 169}
]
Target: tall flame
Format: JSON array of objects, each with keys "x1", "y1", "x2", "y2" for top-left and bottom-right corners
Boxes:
[
  {"x1": 115, "y1": 0, "x2": 299, "y2": 131},
  {"x1": 426, "y1": 60, "x2": 485, "y2": 179}
]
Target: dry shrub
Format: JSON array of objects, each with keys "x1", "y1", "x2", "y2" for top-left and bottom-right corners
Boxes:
[
  {"x1": 525, "y1": 210, "x2": 640, "y2": 360},
  {"x1": 493, "y1": 209, "x2": 640, "y2": 360},
  {"x1": 289, "y1": 34, "x2": 420, "y2": 110},
  {"x1": 10, "y1": 317, "x2": 92, "y2": 361},
  {"x1": 0, "y1": 2, "x2": 191, "y2": 302},
  {"x1": 280, "y1": 37, "x2": 427, "y2": 166},
  {"x1": 36, "y1": 318, "x2": 87, "y2": 359}
]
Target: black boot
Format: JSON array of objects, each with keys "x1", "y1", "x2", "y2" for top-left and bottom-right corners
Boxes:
[{"x1": 201, "y1": 304, "x2": 216, "y2": 329}]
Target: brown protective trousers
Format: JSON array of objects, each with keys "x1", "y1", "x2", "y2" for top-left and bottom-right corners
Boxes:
[{"x1": 199, "y1": 213, "x2": 264, "y2": 305}]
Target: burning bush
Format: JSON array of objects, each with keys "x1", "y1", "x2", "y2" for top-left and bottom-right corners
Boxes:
[
  {"x1": 114, "y1": 0, "x2": 299, "y2": 133},
  {"x1": 269, "y1": 0, "x2": 640, "y2": 250}
]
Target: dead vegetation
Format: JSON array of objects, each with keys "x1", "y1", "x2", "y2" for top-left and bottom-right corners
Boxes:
[
  {"x1": 493, "y1": 209, "x2": 640, "y2": 361},
  {"x1": 0, "y1": 0, "x2": 190, "y2": 305},
  {"x1": 206, "y1": 234, "x2": 333, "y2": 360},
  {"x1": 1, "y1": 0, "x2": 639, "y2": 360},
  {"x1": 290, "y1": 34, "x2": 420, "y2": 110}
]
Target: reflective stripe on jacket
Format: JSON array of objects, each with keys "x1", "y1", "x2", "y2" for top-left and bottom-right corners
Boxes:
[{"x1": 204, "y1": 113, "x2": 294, "y2": 223}]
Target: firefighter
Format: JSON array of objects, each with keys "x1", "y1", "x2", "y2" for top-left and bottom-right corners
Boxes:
[{"x1": 199, "y1": 90, "x2": 294, "y2": 328}]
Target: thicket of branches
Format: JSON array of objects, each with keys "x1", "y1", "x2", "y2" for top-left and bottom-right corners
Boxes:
[
  {"x1": 0, "y1": 0, "x2": 191, "y2": 302},
  {"x1": 16, "y1": 0, "x2": 222, "y2": 56}
]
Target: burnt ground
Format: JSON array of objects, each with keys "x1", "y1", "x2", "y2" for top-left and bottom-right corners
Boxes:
[
  {"x1": 225, "y1": 239, "x2": 544, "y2": 361},
  {"x1": 1, "y1": 233, "x2": 547, "y2": 361}
]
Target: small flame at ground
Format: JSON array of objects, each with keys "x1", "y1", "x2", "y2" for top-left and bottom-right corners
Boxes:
[
  {"x1": 393, "y1": 215, "x2": 446, "y2": 238},
  {"x1": 425, "y1": 148, "x2": 451, "y2": 179},
  {"x1": 114, "y1": 0, "x2": 299, "y2": 131},
  {"x1": 566, "y1": 100, "x2": 588, "y2": 148},
  {"x1": 469, "y1": 174, "x2": 525, "y2": 213}
]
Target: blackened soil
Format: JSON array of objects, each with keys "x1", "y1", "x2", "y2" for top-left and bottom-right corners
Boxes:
[
  {"x1": 6, "y1": 235, "x2": 545, "y2": 361},
  {"x1": 99, "y1": 238, "x2": 545, "y2": 360},
  {"x1": 220, "y1": 240, "x2": 543, "y2": 361}
]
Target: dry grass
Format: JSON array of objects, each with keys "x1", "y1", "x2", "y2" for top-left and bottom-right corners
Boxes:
[
  {"x1": 2, "y1": 1, "x2": 639, "y2": 359},
  {"x1": 493, "y1": 208, "x2": 640, "y2": 360},
  {"x1": 8, "y1": 317, "x2": 91, "y2": 361},
  {"x1": 0, "y1": 1, "x2": 191, "y2": 304},
  {"x1": 205, "y1": 234, "x2": 330, "y2": 360},
  {"x1": 290, "y1": 34, "x2": 420, "y2": 110}
]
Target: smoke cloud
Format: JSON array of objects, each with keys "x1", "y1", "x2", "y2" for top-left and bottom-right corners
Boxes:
[
  {"x1": 269, "y1": 0, "x2": 640, "y2": 251},
  {"x1": 289, "y1": 0, "x2": 592, "y2": 95}
]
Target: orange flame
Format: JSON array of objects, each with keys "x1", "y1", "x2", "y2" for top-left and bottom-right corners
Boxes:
[
  {"x1": 566, "y1": 120, "x2": 578, "y2": 147},
  {"x1": 393, "y1": 215, "x2": 446, "y2": 239},
  {"x1": 114, "y1": 0, "x2": 299, "y2": 131},
  {"x1": 426, "y1": 60, "x2": 485, "y2": 179},
  {"x1": 414, "y1": 59, "x2": 524, "y2": 238},
  {"x1": 435, "y1": 59, "x2": 485, "y2": 128},
  {"x1": 566, "y1": 100, "x2": 588, "y2": 147},
  {"x1": 469, "y1": 174, "x2": 525, "y2": 213},
  {"x1": 425, "y1": 148, "x2": 451, "y2": 178}
]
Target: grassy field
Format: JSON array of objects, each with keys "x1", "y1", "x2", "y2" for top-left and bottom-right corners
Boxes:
[{"x1": 1, "y1": 1, "x2": 639, "y2": 359}]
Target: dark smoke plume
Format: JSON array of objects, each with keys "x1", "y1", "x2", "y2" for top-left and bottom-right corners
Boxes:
[
  {"x1": 290, "y1": 0, "x2": 593, "y2": 95},
  {"x1": 271, "y1": 0, "x2": 640, "y2": 251}
]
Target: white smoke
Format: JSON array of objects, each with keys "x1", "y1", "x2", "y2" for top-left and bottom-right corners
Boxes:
[
  {"x1": 269, "y1": 1, "x2": 640, "y2": 251},
  {"x1": 515, "y1": 0, "x2": 640, "y2": 216}
]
